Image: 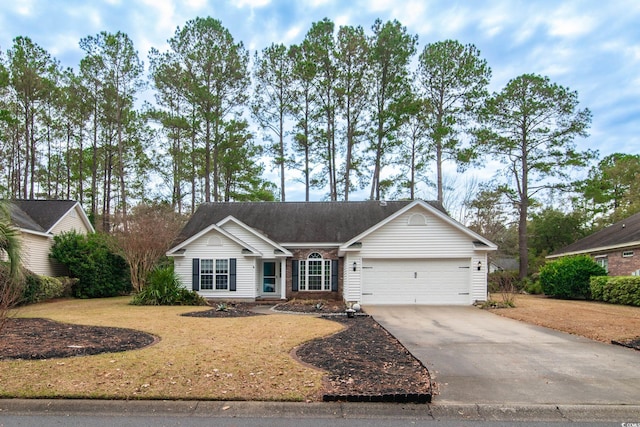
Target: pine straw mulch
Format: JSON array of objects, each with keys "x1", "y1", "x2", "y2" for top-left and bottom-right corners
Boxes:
[
  {"x1": 273, "y1": 299, "x2": 347, "y2": 314},
  {"x1": 0, "y1": 318, "x2": 157, "y2": 360},
  {"x1": 181, "y1": 302, "x2": 264, "y2": 318},
  {"x1": 0, "y1": 303, "x2": 432, "y2": 402},
  {"x1": 295, "y1": 315, "x2": 432, "y2": 402}
]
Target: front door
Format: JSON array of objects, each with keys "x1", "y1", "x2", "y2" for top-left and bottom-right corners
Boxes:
[{"x1": 262, "y1": 261, "x2": 277, "y2": 295}]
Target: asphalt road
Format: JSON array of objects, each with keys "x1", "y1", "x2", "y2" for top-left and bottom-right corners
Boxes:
[{"x1": 0, "y1": 413, "x2": 628, "y2": 427}]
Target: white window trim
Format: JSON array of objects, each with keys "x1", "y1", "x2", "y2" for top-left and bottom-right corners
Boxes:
[
  {"x1": 622, "y1": 250, "x2": 634, "y2": 258},
  {"x1": 299, "y1": 253, "x2": 332, "y2": 292},
  {"x1": 200, "y1": 258, "x2": 230, "y2": 291},
  {"x1": 595, "y1": 255, "x2": 608, "y2": 273}
]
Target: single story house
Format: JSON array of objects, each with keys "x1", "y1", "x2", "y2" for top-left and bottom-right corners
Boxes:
[
  {"x1": 167, "y1": 200, "x2": 497, "y2": 305},
  {"x1": 6, "y1": 200, "x2": 94, "y2": 276},
  {"x1": 548, "y1": 211, "x2": 640, "y2": 276}
]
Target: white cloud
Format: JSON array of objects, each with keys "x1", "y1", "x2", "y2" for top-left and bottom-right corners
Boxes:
[
  {"x1": 476, "y1": 3, "x2": 511, "y2": 39},
  {"x1": 232, "y1": 0, "x2": 271, "y2": 7},
  {"x1": 12, "y1": 0, "x2": 35, "y2": 16},
  {"x1": 546, "y1": 6, "x2": 597, "y2": 38}
]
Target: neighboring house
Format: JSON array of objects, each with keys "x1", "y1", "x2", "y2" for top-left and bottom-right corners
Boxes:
[
  {"x1": 167, "y1": 200, "x2": 497, "y2": 305},
  {"x1": 548, "y1": 211, "x2": 640, "y2": 276},
  {"x1": 7, "y1": 200, "x2": 95, "y2": 276},
  {"x1": 489, "y1": 257, "x2": 519, "y2": 273}
]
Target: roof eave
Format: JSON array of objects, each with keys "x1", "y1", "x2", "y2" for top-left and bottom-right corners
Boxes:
[{"x1": 547, "y1": 240, "x2": 640, "y2": 259}]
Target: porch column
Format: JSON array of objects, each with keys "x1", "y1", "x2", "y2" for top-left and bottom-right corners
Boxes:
[{"x1": 280, "y1": 258, "x2": 287, "y2": 300}]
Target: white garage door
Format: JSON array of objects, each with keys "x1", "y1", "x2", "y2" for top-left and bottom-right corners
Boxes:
[{"x1": 362, "y1": 258, "x2": 471, "y2": 305}]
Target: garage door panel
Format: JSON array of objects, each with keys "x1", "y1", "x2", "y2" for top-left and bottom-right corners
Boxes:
[{"x1": 362, "y1": 259, "x2": 470, "y2": 305}]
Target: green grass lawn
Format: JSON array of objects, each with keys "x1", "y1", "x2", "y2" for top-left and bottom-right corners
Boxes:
[{"x1": 0, "y1": 297, "x2": 342, "y2": 401}]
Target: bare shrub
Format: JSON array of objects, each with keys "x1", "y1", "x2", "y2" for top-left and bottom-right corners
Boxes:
[{"x1": 111, "y1": 202, "x2": 184, "y2": 292}]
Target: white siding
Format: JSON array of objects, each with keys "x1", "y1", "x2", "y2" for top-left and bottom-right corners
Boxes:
[
  {"x1": 220, "y1": 222, "x2": 275, "y2": 256},
  {"x1": 471, "y1": 254, "x2": 489, "y2": 302},
  {"x1": 358, "y1": 206, "x2": 477, "y2": 259},
  {"x1": 343, "y1": 254, "x2": 362, "y2": 303},
  {"x1": 20, "y1": 233, "x2": 55, "y2": 276},
  {"x1": 174, "y1": 229, "x2": 257, "y2": 300},
  {"x1": 50, "y1": 205, "x2": 92, "y2": 235}
]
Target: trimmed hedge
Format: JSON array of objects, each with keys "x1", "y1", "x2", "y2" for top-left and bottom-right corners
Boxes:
[
  {"x1": 1, "y1": 263, "x2": 74, "y2": 306},
  {"x1": 590, "y1": 276, "x2": 640, "y2": 306},
  {"x1": 539, "y1": 255, "x2": 607, "y2": 299},
  {"x1": 20, "y1": 274, "x2": 65, "y2": 305}
]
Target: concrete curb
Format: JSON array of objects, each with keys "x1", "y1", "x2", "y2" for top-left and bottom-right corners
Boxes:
[{"x1": 1, "y1": 399, "x2": 639, "y2": 422}]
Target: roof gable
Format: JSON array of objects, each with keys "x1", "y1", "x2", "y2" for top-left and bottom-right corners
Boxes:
[
  {"x1": 9, "y1": 200, "x2": 92, "y2": 234},
  {"x1": 340, "y1": 200, "x2": 497, "y2": 251},
  {"x1": 174, "y1": 201, "x2": 442, "y2": 245},
  {"x1": 168, "y1": 223, "x2": 262, "y2": 256},
  {"x1": 217, "y1": 216, "x2": 293, "y2": 256},
  {"x1": 551, "y1": 211, "x2": 640, "y2": 257}
]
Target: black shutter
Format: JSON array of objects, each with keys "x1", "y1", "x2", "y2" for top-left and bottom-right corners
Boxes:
[
  {"x1": 331, "y1": 259, "x2": 339, "y2": 292},
  {"x1": 192, "y1": 258, "x2": 200, "y2": 291},
  {"x1": 292, "y1": 260, "x2": 299, "y2": 291},
  {"x1": 229, "y1": 258, "x2": 237, "y2": 291}
]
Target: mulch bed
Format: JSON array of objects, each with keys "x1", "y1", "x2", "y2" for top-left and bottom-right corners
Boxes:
[
  {"x1": 273, "y1": 300, "x2": 346, "y2": 314},
  {"x1": 0, "y1": 318, "x2": 157, "y2": 360},
  {"x1": 181, "y1": 303, "x2": 264, "y2": 318},
  {"x1": 295, "y1": 315, "x2": 432, "y2": 403},
  {"x1": 612, "y1": 337, "x2": 640, "y2": 351}
]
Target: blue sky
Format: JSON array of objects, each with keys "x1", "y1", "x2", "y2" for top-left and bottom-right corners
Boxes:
[{"x1": 1, "y1": 0, "x2": 639, "y2": 203}]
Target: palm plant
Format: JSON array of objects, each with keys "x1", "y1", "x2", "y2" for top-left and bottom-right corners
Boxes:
[
  {"x1": 0, "y1": 202, "x2": 21, "y2": 277},
  {"x1": 0, "y1": 200, "x2": 22, "y2": 332}
]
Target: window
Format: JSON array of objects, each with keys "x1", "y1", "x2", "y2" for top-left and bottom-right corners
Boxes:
[
  {"x1": 200, "y1": 259, "x2": 214, "y2": 290},
  {"x1": 299, "y1": 252, "x2": 332, "y2": 291},
  {"x1": 200, "y1": 258, "x2": 229, "y2": 290},
  {"x1": 408, "y1": 213, "x2": 427, "y2": 226},
  {"x1": 595, "y1": 256, "x2": 608, "y2": 273},
  {"x1": 622, "y1": 251, "x2": 634, "y2": 258}
]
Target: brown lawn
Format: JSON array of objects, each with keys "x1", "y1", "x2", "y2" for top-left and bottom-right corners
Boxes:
[
  {"x1": 489, "y1": 294, "x2": 640, "y2": 343},
  {"x1": 0, "y1": 297, "x2": 342, "y2": 400}
]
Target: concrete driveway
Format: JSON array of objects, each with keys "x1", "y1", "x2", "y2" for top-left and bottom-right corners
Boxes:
[{"x1": 365, "y1": 305, "x2": 640, "y2": 405}]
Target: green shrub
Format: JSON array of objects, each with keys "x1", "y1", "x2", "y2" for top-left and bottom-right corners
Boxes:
[
  {"x1": 20, "y1": 274, "x2": 65, "y2": 305},
  {"x1": 1, "y1": 263, "x2": 66, "y2": 305},
  {"x1": 590, "y1": 276, "x2": 640, "y2": 306},
  {"x1": 131, "y1": 266, "x2": 206, "y2": 306},
  {"x1": 50, "y1": 231, "x2": 131, "y2": 298},
  {"x1": 524, "y1": 280, "x2": 544, "y2": 295},
  {"x1": 19, "y1": 270, "x2": 44, "y2": 304},
  {"x1": 539, "y1": 255, "x2": 607, "y2": 299}
]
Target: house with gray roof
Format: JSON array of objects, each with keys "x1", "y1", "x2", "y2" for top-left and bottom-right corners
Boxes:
[
  {"x1": 167, "y1": 200, "x2": 497, "y2": 305},
  {"x1": 7, "y1": 200, "x2": 94, "y2": 276},
  {"x1": 548, "y1": 211, "x2": 640, "y2": 276}
]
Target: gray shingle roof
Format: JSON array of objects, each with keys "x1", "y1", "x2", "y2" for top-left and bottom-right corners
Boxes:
[
  {"x1": 552, "y1": 211, "x2": 640, "y2": 256},
  {"x1": 10, "y1": 200, "x2": 78, "y2": 233},
  {"x1": 175, "y1": 201, "x2": 445, "y2": 245}
]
